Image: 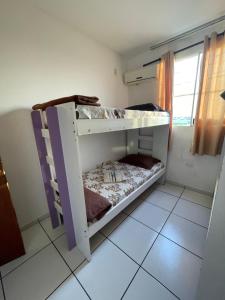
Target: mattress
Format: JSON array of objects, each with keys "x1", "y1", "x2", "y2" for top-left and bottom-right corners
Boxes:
[
  {"x1": 76, "y1": 105, "x2": 169, "y2": 120},
  {"x1": 83, "y1": 160, "x2": 164, "y2": 206}
]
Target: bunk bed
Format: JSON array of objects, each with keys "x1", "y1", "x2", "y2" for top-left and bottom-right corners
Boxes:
[{"x1": 31, "y1": 102, "x2": 170, "y2": 260}]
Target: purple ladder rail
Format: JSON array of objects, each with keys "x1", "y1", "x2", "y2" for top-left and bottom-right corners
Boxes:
[
  {"x1": 31, "y1": 111, "x2": 59, "y2": 228},
  {"x1": 46, "y1": 107, "x2": 76, "y2": 250}
]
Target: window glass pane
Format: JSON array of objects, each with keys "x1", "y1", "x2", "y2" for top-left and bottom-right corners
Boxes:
[
  {"x1": 172, "y1": 51, "x2": 202, "y2": 126},
  {"x1": 174, "y1": 81, "x2": 196, "y2": 96},
  {"x1": 173, "y1": 55, "x2": 198, "y2": 97},
  {"x1": 173, "y1": 95, "x2": 194, "y2": 126}
]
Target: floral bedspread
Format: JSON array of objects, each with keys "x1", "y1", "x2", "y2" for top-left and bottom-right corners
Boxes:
[{"x1": 83, "y1": 161, "x2": 164, "y2": 206}]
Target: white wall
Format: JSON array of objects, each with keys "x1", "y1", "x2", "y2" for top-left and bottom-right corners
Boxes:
[
  {"x1": 168, "y1": 127, "x2": 220, "y2": 192},
  {"x1": 80, "y1": 132, "x2": 126, "y2": 172},
  {"x1": 128, "y1": 77, "x2": 156, "y2": 107},
  {"x1": 123, "y1": 22, "x2": 225, "y2": 193},
  {"x1": 0, "y1": 0, "x2": 128, "y2": 227}
]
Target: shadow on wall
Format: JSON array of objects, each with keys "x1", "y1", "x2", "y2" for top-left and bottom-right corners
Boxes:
[{"x1": 0, "y1": 109, "x2": 48, "y2": 228}]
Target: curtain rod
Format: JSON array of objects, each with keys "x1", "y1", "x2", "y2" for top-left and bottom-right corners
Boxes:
[
  {"x1": 143, "y1": 31, "x2": 224, "y2": 67},
  {"x1": 150, "y1": 15, "x2": 225, "y2": 51}
]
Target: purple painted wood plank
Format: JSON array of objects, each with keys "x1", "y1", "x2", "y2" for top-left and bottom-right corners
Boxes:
[
  {"x1": 46, "y1": 107, "x2": 76, "y2": 250},
  {"x1": 31, "y1": 111, "x2": 59, "y2": 228}
]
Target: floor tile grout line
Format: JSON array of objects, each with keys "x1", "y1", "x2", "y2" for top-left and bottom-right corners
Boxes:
[
  {"x1": 1, "y1": 184, "x2": 203, "y2": 300},
  {"x1": 104, "y1": 232, "x2": 177, "y2": 299},
  {"x1": 5, "y1": 184, "x2": 201, "y2": 299},
  {"x1": 123, "y1": 214, "x2": 160, "y2": 234},
  {"x1": 73, "y1": 274, "x2": 93, "y2": 300},
  {"x1": 180, "y1": 197, "x2": 212, "y2": 210},
  {"x1": 120, "y1": 232, "x2": 160, "y2": 299},
  {"x1": 0, "y1": 242, "x2": 52, "y2": 279},
  {"x1": 117, "y1": 205, "x2": 205, "y2": 260},
  {"x1": 102, "y1": 234, "x2": 140, "y2": 267},
  {"x1": 38, "y1": 220, "x2": 92, "y2": 300},
  {"x1": 143, "y1": 199, "x2": 177, "y2": 212},
  {"x1": 51, "y1": 232, "x2": 66, "y2": 243},
  {"x1": 172, "y1": 212, "x2": 209, "y2": 229},
  {"x1": 100, "y1": 213, "x2": 130, "y2": 237},
  {"x1": 49, "y1": 185, "x2": 203, "y2": 299},
  {"x1": 105, "y1": 185, "x2": 203, "y2": 264},
  {"x1": 120, "y1": 266, "x2": 142, "y2": 299},
  {"x1": 1, "y1": 221, "x2": 55, "y2": 279},
  {"x1": 0, "y1": 272, "x2": 6, "y2": 300},
  {"x1": 133, "y1": 188, "x2": 185, "y2": 299},
  {"x1": 136, "y1": 198, "x2": 178, "y2": 212},
  {"x1": 44, "y1": 273, "x2": 73, "y2": 300},
  {"x1": 121, "y1": 189, "x2": 184, "y2": 300},
  {"x1": 153, "y1": 187, "x2": 184, "y2": 236},
  {"x1": 159, "y1": 233, "x2": 203, "y2": 260},
  {"x1": 119, "y1": 223, "x2": 179, "y2": 299},
  {"x1": 156, "y1": 188, "x2": 183, "y2": 199},
  {"x1": 103, "y1": 185, "x2": 205, "y2": 298},
  {"x1": 40, "y1": 220, "x2": 109, "y2": 300},
  {"x1": 141, "y1": 266, "x2": 181, "y2": 300}
]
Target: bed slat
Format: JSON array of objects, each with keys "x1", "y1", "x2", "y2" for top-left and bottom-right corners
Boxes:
[{"x1": 41, "y1": 129, "x2": 50, "y2": 139}]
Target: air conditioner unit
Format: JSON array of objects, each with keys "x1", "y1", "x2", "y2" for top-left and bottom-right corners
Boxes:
[{"x1": 124, "y1": 65, "x2": 156, "y2": 85}]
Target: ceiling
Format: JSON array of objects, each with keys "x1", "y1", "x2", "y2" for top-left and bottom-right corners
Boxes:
[{"x1": 32, "y1": 0, "x2": 225, "y2": 54}]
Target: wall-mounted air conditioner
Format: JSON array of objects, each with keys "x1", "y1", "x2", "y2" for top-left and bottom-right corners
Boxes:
[{"x1": 124, "y1": 65, "x2": 156, "y2": 85}]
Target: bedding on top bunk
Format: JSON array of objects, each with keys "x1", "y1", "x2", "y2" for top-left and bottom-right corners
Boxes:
[
  {"x1": 76, "y1": 105, "x2": 169, "y2": 120},
  {"x1": 83, "y1": 159, "x2": 164, "y2": 210},
  {"x1": 32, "y1": 95, "x2": 101, "y2": 110}
]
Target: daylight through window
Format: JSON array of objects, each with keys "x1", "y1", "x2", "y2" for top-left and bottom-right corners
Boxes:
[{"x1": 173, "y1": 51, "x2": 203, "y2": 126}]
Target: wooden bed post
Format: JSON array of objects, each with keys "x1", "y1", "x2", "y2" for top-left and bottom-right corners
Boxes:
[{"x1": 31, "y1": 111, "x2": 59, "y2": 229}]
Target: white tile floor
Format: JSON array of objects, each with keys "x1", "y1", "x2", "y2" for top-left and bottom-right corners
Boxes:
[{"x1": 0, "y1": 183, "x2": 213, "y2": 300}]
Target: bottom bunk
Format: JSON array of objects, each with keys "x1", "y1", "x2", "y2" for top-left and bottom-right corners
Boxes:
[
  {"x1": 49, "y1": 153, "x2": 166, "y2": 258},
  {"x1": 87, "y1": 164, "x2": 166, "y2": 237},
  {"x1": 53, "y1": 154, "x2": 166, "y2": 241}
]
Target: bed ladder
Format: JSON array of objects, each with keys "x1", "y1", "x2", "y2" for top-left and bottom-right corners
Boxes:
[{"x1": 31, "y1": 110, "x2": 76, "y2": 250}]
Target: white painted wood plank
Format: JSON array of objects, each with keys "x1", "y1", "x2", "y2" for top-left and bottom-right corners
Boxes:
[
  {"x1": 152, "y1": 125, "x2": 169, "y2": 165},
  {"x1": 77, "y1": 117, "x2": 169, "y2": 136},
  {"x1": 138, "y1": 136, "x2": 153, "y2": 142},
  {"x1": 54, "y1": 201, "x2": 63, "y2": 215},
  {"x1": 41, "y1": 129, "x2": 50, "y2": 139},
  {"x1": 57, "y1": 103, "x2": 91, "y2": 260},
  {"x1": 138, "y1": 148, "x2": 153, "y2": 155},
  {"x1": 50, "y1": 180, "x2": 59, "y2": 192},
  {"x1": 46, "y1": 155, "x2": 54, "y2": 167},
  {"x1": 127, "y1": 129, "x2": 139, "y2": 154}
]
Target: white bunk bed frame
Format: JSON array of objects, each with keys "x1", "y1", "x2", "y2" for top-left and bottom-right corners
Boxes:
[{"x1": 32, "y1": 102, "x2": 169, "y2": 260}]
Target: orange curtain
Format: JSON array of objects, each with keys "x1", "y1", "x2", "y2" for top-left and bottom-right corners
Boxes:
[
  {"x1": 192, "y1": 32, "x2": 225, "y2": 155},
  {"x1": 156, "y1": 51, "x2": 174, "y2": 131}
]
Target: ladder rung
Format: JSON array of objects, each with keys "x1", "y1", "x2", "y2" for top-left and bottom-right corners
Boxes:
[
  {"x1": 46, "y1": 156, "x2": 54, "y2": 167},
  {"x1": 138, "y1": 136, "x2": 153, "y2": 142},
  {"x1": 138, "y1": 148, "x2": 153, "y2": 155},
  {"x1": 41, "y1": 129, "x2": 50, "y2": 139},
  {"x1": 50, "y1": 180, "x2": 59, "y2": 192},
  {"x1": 54, "y1": 201, "x2": 63, "y2": 215}
]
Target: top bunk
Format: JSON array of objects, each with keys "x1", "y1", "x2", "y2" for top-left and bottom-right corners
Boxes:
[
  {"x1": 75, "y1": 105, "x2": 170, "y2": 135},
  {"x1": 32, "y1": 95, "x2": 170, "y2": 136}
]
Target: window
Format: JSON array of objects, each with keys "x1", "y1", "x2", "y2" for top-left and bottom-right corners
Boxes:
[{"x1": 173, "y1": 50, "x2": 203, "y2": 126}]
